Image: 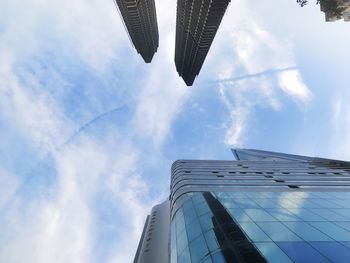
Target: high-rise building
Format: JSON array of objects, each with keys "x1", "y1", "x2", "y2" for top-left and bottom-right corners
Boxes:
[
  {"x1": 115, "y1": 0, "x2": 159, "y2": 63},
  {"x1": 320, "y1": 0, "x2": 350, "y2": 22},
  {"x1": 174, "y1": 0, "x2": 231, "y2": 86},
  {"x1": 134, "y1": 149, "x2": 350, "y2": 263}
]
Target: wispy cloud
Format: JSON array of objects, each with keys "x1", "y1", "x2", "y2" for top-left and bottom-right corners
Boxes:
[
  {"x1": 201, "y1": 2, "x2": 312, "y2": 147},
  {"x1": 0, "y1": 0, "x2": 190, "y2": 262}
]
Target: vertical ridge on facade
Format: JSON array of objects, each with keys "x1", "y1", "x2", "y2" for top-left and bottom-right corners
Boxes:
[
  {"x1": 175, "y1": 0, "x2": 231, "y2": 86},
  {"x1": 115, "y1": 0, "x2": 159, "y2": 63}
]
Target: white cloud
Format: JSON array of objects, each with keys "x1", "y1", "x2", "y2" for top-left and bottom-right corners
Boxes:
[
  {"x1": 204, "y1": 2, "x2": 312, "y2": 146},
  {"x1": 132, "y1": 0, "x2": 190, "y2": 146},
  {"x1": 0, "y1": 1, "x2": 189, "y2": 262},
  {"x1": 0, "y1": 171, "x2": 19, "y2": 210},
  {"x1": 278, "y1": 70, "x2": 312, "y2": 103}
]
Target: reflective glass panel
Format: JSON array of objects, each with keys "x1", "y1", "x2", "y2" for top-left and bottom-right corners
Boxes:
[
  {"x1": 277, "y1": 242, "x2": 331, "y2": 263},
  {"x1": 256, "y1": 222, "x2": 302, "y2": 241},
  {"x1": 239, "y1": 222, "x2": 271, "y2": 242},
  {"x1": 310, "y1": 222, "x2": 350, "y2": 241},
  {"x1": 227, "y1": 208, "x2": 252, "y2": 222},
  {"x1": 189, "y1": 234, "x2": 209, "y2": 263},
  {"x1": 310, "y1": 242, "x2": 350, "y2": 263},
  {"x1": 244, "y1": 209, "x2": 276, "y2": 222},
  {"x1": 283, "y1": 222, "x2": 332, "y2": 241},
  {"x1": 255, "y1": 242, "x2": 293, "y2": 263}
]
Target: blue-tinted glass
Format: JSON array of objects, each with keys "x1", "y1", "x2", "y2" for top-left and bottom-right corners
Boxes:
[
  {"x1": 309, "y1": 199, "x2": 343, "y2": 209},
  {"x1": 264, "y1": 192, "x2": 285, "y2": 198},
  {"x1": 256, "y1": 222, "x2": 302, "y2": 241},
  {"x1": 328, "y1": 192, "x2": 350, "y2": 199},
  {"x1": 247, "y1": 192, "x2": 270, "y2": 198},
  {"x1": 277, "y1": 242, "x2": 331, "y2": 263},
  {"x1": 255, "y1": 242, "x2": 293, "y2": 263},
  {"x1": 254, "y1": 198, "x2": 281, "y2": 208},
  {"x1": 177, "y1": 229, "x2": 188, "y2": 255},
  {"x1": 293, "y1": 199, "x2": 321, "y2": 209},
  {"x1": 266, "y1": 208, "x2": 301, "y2": 221},
  {"x1": 310, "y1": 222, "x2": 350, "y2": 241},
  {"x1": 199, "y1": 212, "x2": 215, "y2": 231},
  {"x1": 192, "y1": 194, "x2": 205, "y2": 205},
  {"x1": 225, "y1": 192, "x2": 247, "y2": 198},
  {"x1": 178, "y1": 246, "x2": 191, "y2": 263},
  {"x1": 310, "y1": 242, "x2": 350, "y2": 263},
  {"x1": 195, "y1": 202, "x2": 211, "y2": 216},
  {"x1": 278, "y1": 199, "x2": 300, "y2": 209},
  {"x1": 234, "y1": 198, "x2": 260, "y2": 208},
  {"x1": 334, "y1": 200, "x2": 350, "y2": 208},
  {"x1": 332, "y1": 209, "x2": 350, "y2": 220},
  {"x1": 184, "y1": 207, "x2": 197, "y2": 225},
  {"x1": 238, "y1": 222, "x2": 271, "y2": 242},
  {"x1": 310, "y1": 209, "x2": 349, "y2": 221},
  {"x1": 187, "y1": 219, "x2": 202, "y2": 242},
  {"x1": 171, "y1": 222, "x2": 178, "y2": 263},
  {"x1": 287, "y1": 209, "x2": 326, "y2": 221},
  {"x1": 244, "y1": 209, "x2": 276, "y2": 222},
  {"x1": 211, "y1": 250, "x2": 226, "y2": 263},
  {"x1": 176, "y1": 210, "x2": 186, "y2": 234},
  {"x1": 220, "y1": 199, "x2": 239, "y2": 209},
  {"x1": 189, "y1": 234, "x2": 209, "y2": 263},
  {"x1": 202, "y1": 256, "x2": 213, "y2": 263},
  {"x1": 283, "y1": 222, "x2": 332, "y2": 241},
  {"x1": 171, "y1": 247, "x2": 177, "y2": 263},
  {"x1": 307, "y1": 192, "x2": 324, "y2": 199},
  {"x1": 341, "y1": 242, "x2": 350, "y2": 250},
  {"x1": 227, "y1": 208, "x2": 252, "y2": 222},
  {"x1": 204, "y1": 230, "x2": 219, "y2": 251},
  {"x1": 335, "y1": 222, "x2": 350, "y2": 232},
  {"x1": 183, "y1": 199, "x2": 194, "y2": 212}
]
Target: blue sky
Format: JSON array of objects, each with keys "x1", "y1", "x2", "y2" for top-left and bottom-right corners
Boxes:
[{"x1": 1, "y1": 0, "x2": 350, "y2": 262}]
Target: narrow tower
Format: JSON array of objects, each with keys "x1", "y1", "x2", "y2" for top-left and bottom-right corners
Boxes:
[
  {"x1": 115, "y1": 0, "x2": 159, "y2": 63},
  {"x1": 175, "y1": 0, "x2": 231, "y2": 86}
]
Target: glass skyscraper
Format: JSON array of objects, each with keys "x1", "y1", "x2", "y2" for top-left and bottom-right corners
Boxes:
[{"x1": 134, "y1": 149, "x2": 350, "y2": 263}]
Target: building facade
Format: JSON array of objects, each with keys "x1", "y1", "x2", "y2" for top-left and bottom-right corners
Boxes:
[
  {"x1": 319, "y1": 0, "x2": 350, "y2": 22},
  {"x1": 134, "y1": 149, "x2": 350, "y2": 262},
  {"x1": 175, "y1": 0, "x2": 231, "y2": 86},
  {"x1": 115, "y1": 0, "x2": 159, "y2": 63}
]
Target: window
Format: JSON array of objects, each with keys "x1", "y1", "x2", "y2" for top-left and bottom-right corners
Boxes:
[
  {"x1": 310, "y1": 242, "x2": 350, "y2": 262},
  {"x1": 189, "y1": 234, "x2": 209, "y2": 262},
  {"x1": 276, "y1": 242, "x2": 329, "y2": 263},
  {"x1": 283, "y1": 222, "x2": 332, "y2": 241},
  {"x1": 255, "y1": 242, "x2": 293, "y2": 263},
  {"x1": 256, "y1": 222, "x2": 302, "y2": 241}
]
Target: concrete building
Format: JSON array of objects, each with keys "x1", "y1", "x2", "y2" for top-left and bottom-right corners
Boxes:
[
  {"x1": 115, "y1": 0, "x2": 159, "y2": 63},
  {"x1": 320, "y1": 0, "x2": 350, "y2": 22},
  {"x1": 174, "y1": 0, "x2": 231, "y2": 86},
  {"x1": 134, "y1": 149, "x2": 350, "y2": 262}
]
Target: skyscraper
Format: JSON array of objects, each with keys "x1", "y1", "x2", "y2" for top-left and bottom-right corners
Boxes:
[
  {"x1": 134, "y1": 149, "x2": 350, "y2": 263},
  {"x1": 175, "y1": 0, "x2": 231, "y2": 86},
  {"x1": 320, "y1": 0, "x2": 350, "y2": 22},
  {"x1": 115, "y1": 0, "x2": 159, "y2": 63}
]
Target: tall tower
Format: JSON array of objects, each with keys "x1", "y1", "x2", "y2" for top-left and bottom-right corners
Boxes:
[
  {"x1": 115, "y1": 0, "x2": 159, "y2": 63},
  {"x1": 134, "y1": 149, "x2": 350, "y2": 262},
  {"x1": 175, "y1": 0, "x2": 231, "y2": 86}
]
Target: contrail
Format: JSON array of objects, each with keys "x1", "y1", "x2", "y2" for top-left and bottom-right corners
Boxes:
[
  {"x1": 60, "y1": 104, "x2": 129, "y2": 148},
  {"x1": 206, "y1": 66, "x2": 297, "y2": 85},
  {"x1": 20, "y1": 104, "x2": 130, "y2": 183}
]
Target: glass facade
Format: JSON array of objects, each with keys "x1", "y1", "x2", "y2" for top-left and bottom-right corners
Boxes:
[
  {"x1": 171, "y1": 191, "x2": 350, "y2": 263},
  {"x1": 135, "y1": 149, "x2": 350, "y2": 263}
]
